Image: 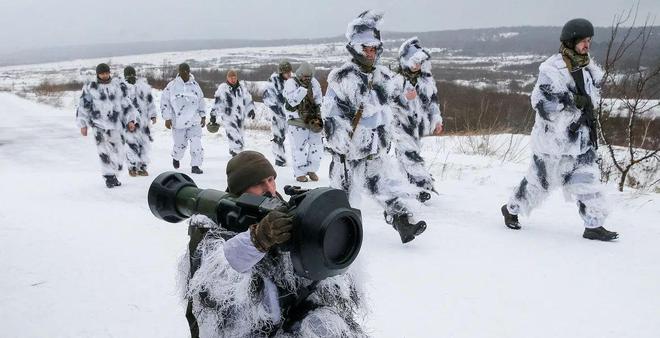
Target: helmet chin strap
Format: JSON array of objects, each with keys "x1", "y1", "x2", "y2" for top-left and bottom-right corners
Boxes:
[{"x1": 347, "y1": 44, "x2": 380, "y2": 73}]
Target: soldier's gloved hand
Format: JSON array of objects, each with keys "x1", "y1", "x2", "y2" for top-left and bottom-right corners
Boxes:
[
  {"x1": 569, "y1": 113, "x2": 589, "y2": 134},
  {"x1": 80, "y1": 127, "x2": 88, "y2": 136},
  {"x1": 248, "y1": 110, "x2": 255, "y2": 119},
  {"x1": 165, "y1": 119, "x2": 172, "y2": 129},
  {"x1": 201, "y1": 116, "x2": 206, "y2": 128},
  {"x1": 573, "y1": 94, "x2": 591, "y2": 110},
  {"x1": 249, "y1": 210, "x2": 293, "y2": 252},
  {"x1": 210, "y1": 116, "x2": 217, "y2": 124}
]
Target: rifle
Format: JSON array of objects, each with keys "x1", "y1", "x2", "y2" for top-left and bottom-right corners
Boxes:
[
  {"x1": 286, "y1": 79, "x2": 323, "y2": 132},
  {"x1": 569, "y1": 70, "x2": 598, "y2": 149}
]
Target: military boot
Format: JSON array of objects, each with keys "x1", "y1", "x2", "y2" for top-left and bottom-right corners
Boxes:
[
  {"x1": 583, "y1": 226, "x2": 618, "y2": 241},
  {"x1": 392, "y1": 214, "x2": 427, "y2": 244},
  {"x1": 501, "y1": 204, "x2": 521, "y2": 230}
]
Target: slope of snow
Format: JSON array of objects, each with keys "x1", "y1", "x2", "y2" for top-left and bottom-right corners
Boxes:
[{"x1": 1, "y1": 93, "x2": 659, "y2": 337}]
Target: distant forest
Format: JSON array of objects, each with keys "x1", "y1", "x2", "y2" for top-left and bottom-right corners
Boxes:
[{"x1": 2, "y1": 26, "x2": 658, "y2": 69}]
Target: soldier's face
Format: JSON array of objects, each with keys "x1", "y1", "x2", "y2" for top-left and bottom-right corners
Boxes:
[
  {"x1": 282, "y1": 71, "x2": 292, "y2": 80},
  {"x1": 575, "y1": 37, "x2": 592, "y2": 55},
  {"x1": 179, "y1": 70, "x2": 190, "y2": 82},
  {"x1": 244, "y1": 176, "x2": 277, "y2": 197},
  {"x1": 227, "y1": 74, "x2": 238, "y2": 85},
  {"x1": 362, "y1": 46, "x2": 377, "y2": 62},
  {"x1": 98, "y1": 72, "x2": 111, "y2": 81},
  {"x1": 410, "y1": 63, "x2": 421, "y2": 72}
]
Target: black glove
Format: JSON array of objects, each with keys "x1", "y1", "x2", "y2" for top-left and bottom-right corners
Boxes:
[
  {"x1": 248, "y1": 110, "x2": 256, "y2": 119},
  {"x1": 568, "y1": 121, "x2": 581, "y2": 133},
  {"x1": 210, "y1": 116, "x2": 216, "y2": 124},
  {"x1": 249, "y1": 210, "x2": 293, "y2": 252},
  {"x1": 573, "y1": 94, "x2": 592, "y2": 110}
]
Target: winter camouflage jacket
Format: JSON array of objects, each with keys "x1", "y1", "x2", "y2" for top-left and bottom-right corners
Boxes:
[
  {"x1": 210, "y1": 81, "x2": 256, "y2": 122},
  {"x1": 283, "y1": 77, "x2": 323, "y2": 120},
  {"x1": 263, "y1": 72, "x2": 287, "y2": 108},
  {"x1": 182, "y1": 215, "x2": 366, "y2": 338},
  {"x1": 322, "y1": 62, "x2": 395, "y2": 161},
  {"x1": 530, "y1": 53, "x2": 604, "y2": 156},
  {"x1": 120, "y1": 78, "x2": 157, "y2": 136},
  {"x1": 391, "y1": 72, "x2": 442, "y2": 141},
  {"x1": 76, "y1": 77, "x2": 137, "y2": 131},
  {"x1": 160, "y1": 75, "x2": 206, "y2": 129}
]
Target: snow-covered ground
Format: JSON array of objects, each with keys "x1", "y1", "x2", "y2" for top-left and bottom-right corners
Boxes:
[
  {"x1": 0, "y1": 41, "x2": 545, "y2": 95},
  {"x1": 1, "y1": 92, "x2": 659, "y2": 338}
]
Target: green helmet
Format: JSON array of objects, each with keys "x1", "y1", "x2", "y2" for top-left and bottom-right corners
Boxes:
[
  {"x1": 206, "y1": 122, "x2": 220, "y2": 133},
  {"x1": 296, "y1": 62, "x2": 315, "y2": 78},
  {"x1": 278, "y1": 60, "x2": 292, "y2": 74}
]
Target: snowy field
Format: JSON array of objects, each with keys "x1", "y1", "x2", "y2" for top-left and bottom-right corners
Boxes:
[
  {"x1": 1, "y1": 91, "x2": 659, "y2": 338},
  {"x1": 0, "y1": 41, "x2": 544, "y2": 94}
]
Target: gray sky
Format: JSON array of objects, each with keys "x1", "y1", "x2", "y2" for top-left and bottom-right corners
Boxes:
[{"x1": 1, "y1": 0, "x2": 658, "y2": 54}]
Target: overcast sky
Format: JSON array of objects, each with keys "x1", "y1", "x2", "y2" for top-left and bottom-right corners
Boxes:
[{"x1": 1, "y1": 0, "x2": 658, "y2": 54}]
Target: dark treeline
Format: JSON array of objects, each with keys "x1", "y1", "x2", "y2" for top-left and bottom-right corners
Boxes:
[
  {"x1": 5, "y1": 26, "x2": 659, "y2": 68},
  {"x1": 142, "y1": 65, "x2": 657, "y2": 149}
]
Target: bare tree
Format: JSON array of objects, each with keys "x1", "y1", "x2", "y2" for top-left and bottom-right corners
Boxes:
[{"x1": 596, "y1": 2, "x2": 660, "y2": 192}]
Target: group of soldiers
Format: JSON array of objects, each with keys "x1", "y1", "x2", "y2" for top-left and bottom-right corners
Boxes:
[
  {"x1": 76, "y1": 64, "x2": 157, "y2": 187},
  {"x1": 76, "y1": 12, "x2": 617, "y2": 246},
  {"x1": 77, "y1": 11, "x2": 617, "y2": 243},
  {"x1": 75, "y1": 14, "x2": 443, "y2": 244},
  {"x1": 75, "y1": 9, "x2": 620, "y2": 337}
]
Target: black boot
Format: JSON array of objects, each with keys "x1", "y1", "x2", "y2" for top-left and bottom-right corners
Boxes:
[
  {"x1": 583, "y1": 226, "x2": 618, "y2": 241},
  {"x1": 392, "y1": 214, "x2": 427, "y2": 244},
  {"x1": 501, "y1": 204, "x2": 521, "y2": 230},
  {"x1": 191, "y1": 166, "x2": 203, "y2": 174},
  {"x1": 104, "y1": 175, "x2": 121, "y2": 188},
  {"x1": 173, "y1": 159, "x2": 180, "y2": 169},
  {"x1": 417, "y1": 191, "x2": 431, "y2": 203},
  {"x1": 104, "y1": 175, "x2": 114, "y2": 188}
]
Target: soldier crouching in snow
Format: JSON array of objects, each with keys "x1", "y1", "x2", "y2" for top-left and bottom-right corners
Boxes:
[
  {"x1": 210, "y1": 69, "x2": 256, "y2": 157},
  {"x1": 283, "y1": 62, "x2": 324, "y2": 182},
  {"x1": 161, "y1": 63, "x2": 207, "y2": 174},
  {"x1": 120, "y1": 66, "x2": 157, "y2": 177},
  {"x1": 322, "y1": 10, "x2": 427, "y2": 244},
  {"x1": 76, "y1": 63, "x2": 137, "y2": 188},
  {"x1": 390, "y1": 37, "x2": 443, "y2": 203},
  {"x1": 182, "y1": 151, "x2": 366, "y2": 338},
  {"x1": 501, "y1": 18, "x2": 618, "y2": 241}
]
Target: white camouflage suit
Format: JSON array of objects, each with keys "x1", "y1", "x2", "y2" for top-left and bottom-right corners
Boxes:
[
  {"x1": 160, "y1": 75, "x2": 206, "y2": 167},
  {"x1": 391, "y1": 37, "x2": 443, "y2": 194},
  {"x1": 263, "y1": 72, "x2": 289, "y2": 166},
  {"x1": 210, "y1": 81, "x2": 255, "y2": 156},
  {"x1": 283, "y1": 77, "x2": 324, "y2": 178},
  {"x1": 506, "y1": 53, "x2": 609, "y2": 229},
  {"x1": 76, "y1": 78, "x2": 137, "y2": 177},
  {"x1": 181, "y1": 215, "x2": 366, "y2": 338},
  {"x1": 120, "y1": 78, "x2": 157, "y2": 171},
  {"x1": 322, "y1": 10, "x2": 419, "y2": 218}
]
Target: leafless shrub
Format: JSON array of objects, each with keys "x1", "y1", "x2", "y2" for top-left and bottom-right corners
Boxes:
[{"x1": 596, "y1": 2, "x2": 660, "y2": 191}]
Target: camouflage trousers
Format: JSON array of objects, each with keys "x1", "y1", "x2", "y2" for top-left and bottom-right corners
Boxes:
[
  {"x1": 507, "y1": 148, "x2": 609, "y2": 228},
  {"x1": 93, "y1": 128, "x2": 125, "y2": 176}
]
